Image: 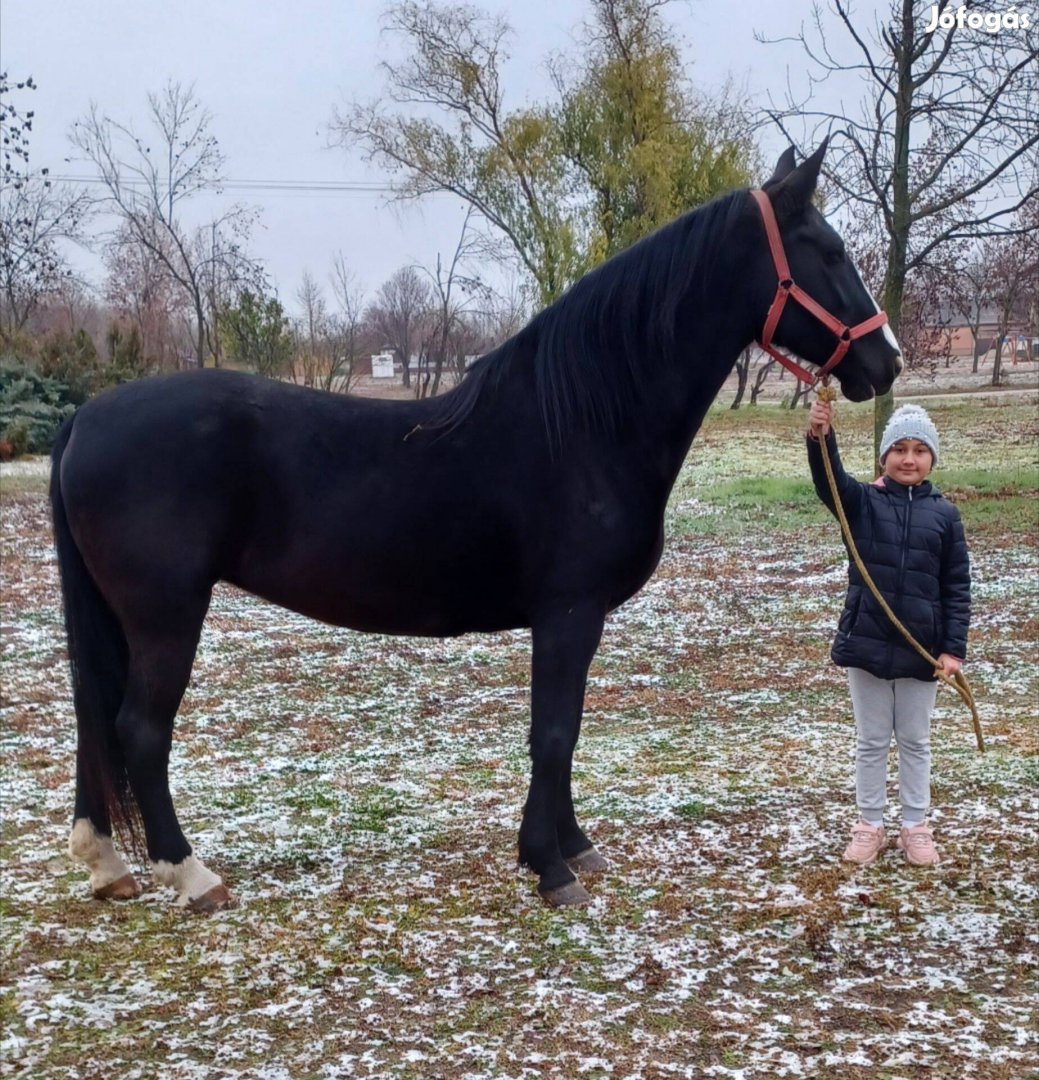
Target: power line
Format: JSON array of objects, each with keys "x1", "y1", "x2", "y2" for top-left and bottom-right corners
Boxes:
[{"x1": 45, "y1": 174, "x2": 439, "y2": 197}]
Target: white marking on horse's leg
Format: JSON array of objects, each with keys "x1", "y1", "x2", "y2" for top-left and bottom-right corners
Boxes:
[
  {"x1": 69, "y1": 818, "x2": 133, "y2": 892},
  {"x1": 153, "y1": 854, "x2": 223, "y2": 907},
  {"x1": 853, "y1": 263, "x2": 904, "y2": 362}
]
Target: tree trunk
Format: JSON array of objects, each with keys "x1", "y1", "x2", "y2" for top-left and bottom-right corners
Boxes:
[
  {"x1": 731, "y1": 349, "x2": 750, "y2": 409},
  {"x1": 195, "y1": 303, "x2": 206, "y2": 369},
  {"x1": 874, "y1": 274, "x2": 904, "y2": 473},
  {"x1": 789, "y1": 380, "x2": 811, "y2": 409},
  {"x1": 991, "y1": 333, "x2": 1004, "y2": 386},
  {"x1": 750, "y1": 358, "x2": 775, "y2": 405},
  {"x1": 211, "y1": 307, "x2": 223, "y2": 369},
  {"x1": 874, "y1": 0, "x2": 915, "y2": 474}
]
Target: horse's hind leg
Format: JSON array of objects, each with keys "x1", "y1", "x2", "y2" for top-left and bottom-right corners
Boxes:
[
  {"x1": 65, "y1": 612, "x2": 139, "y2": 900},
  {"x1": 116, "y1": 606, "x2": 231, "y2": 911}
]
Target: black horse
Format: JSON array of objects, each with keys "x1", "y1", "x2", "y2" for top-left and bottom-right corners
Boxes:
[{"x1": 52, "y1": 145, "x2": 900, "y2": 910}]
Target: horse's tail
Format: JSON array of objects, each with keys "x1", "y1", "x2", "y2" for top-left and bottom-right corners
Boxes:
[{"x1": 50, "y1": 417, "x2": 141, "y2": 852}]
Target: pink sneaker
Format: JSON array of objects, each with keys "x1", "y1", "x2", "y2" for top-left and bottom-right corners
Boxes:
[
  {"x1": 842, "y1": 821, "x2": 886, "y2": 865},
  {"x1": 897, "y1": 823, "x2": 940, "y2": 866}
]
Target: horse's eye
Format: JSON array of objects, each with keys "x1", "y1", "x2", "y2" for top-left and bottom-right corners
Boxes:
[{"x1": 824, "y1": 248, "x2": 846, "y2": 266}]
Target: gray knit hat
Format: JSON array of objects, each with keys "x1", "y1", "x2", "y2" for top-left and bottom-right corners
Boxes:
[{"x1": 879, "y1": 404, "x2": 940, "y2": 465}]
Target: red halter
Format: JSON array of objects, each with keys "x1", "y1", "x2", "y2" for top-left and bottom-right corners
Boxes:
[{"x1": 750, "y1": 188, "x2": 890, "y2": 385}]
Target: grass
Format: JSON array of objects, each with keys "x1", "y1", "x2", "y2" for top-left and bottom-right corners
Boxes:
[
  {"x1": 670, "y1": 468, "x2": 1038, "y2": 538},
  {"x1": 0, "y1": 472, "x2": 48, "y2": 498},
  {"x1": 664, "y1": 399, "x2": 1038, "y2": 539},
  {"x1": 671, "y1": 475, "x2": 825, "y2": 535}
]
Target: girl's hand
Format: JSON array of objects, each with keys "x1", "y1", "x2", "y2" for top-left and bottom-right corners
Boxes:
[
  {"x1": 936, "y1": 653, "x2": 963, "y2": 679},
  {"x1": 809, "y1": 400, "x2": 833, "y2": 437}
]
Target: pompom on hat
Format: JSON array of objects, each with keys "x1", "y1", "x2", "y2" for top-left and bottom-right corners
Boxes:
[{"x1": 879, "y1": 404, "x2": 940, "y2": 465}]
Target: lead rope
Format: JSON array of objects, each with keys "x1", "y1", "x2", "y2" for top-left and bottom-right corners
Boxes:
[{"x1": 814, "y1": 383, "x2": 984, "y2": 752}]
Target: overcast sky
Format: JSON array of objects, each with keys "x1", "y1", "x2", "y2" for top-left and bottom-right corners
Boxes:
[{"x1": 3, "y1": 1, "x2": 878, "y2": 314}]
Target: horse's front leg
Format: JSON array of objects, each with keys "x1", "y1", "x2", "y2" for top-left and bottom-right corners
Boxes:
[{"x1": 519, "y1": 605, "x2": 604, "y2": 907}]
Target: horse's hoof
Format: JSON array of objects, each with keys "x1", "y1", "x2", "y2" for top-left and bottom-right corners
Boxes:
[
  {"x1": 187, "y1": 884, "x2": 234, "y2": 913},
  {"x1": 565, "y1": 847, "x2": 609, "y2": 875},
  {"x1": 540, "y1": 880, "x2": 592, "y2": 907},
  {"x1": 93, "y1": 874, "x2": 141, "y2": 901}
]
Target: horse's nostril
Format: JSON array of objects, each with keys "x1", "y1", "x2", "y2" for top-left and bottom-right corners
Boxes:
[{"x1": 895, "y1": 353, "x2": 905, "y2": 375}]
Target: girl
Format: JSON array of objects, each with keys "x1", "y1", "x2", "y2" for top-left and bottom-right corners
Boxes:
[{"x1": 807, "y1": 401, "x2": 971, "y2": 867}]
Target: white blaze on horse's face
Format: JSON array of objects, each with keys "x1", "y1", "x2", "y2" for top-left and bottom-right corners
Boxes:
[{"x1": 852, "y1": 262, "x2": 904, "y2": 373}]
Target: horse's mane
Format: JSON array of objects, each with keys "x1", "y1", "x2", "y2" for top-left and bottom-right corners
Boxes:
[{"x1": 430, "y1": 189, "x2": 747, "y2": 447}]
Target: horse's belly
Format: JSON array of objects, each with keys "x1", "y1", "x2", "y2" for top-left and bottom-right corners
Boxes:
[
  {"x1": 225, "y1": 531, "x2": 527, "y2": 637},
  {"x1": 231, "y1": 576, "x2": 525, "y2": 636}
]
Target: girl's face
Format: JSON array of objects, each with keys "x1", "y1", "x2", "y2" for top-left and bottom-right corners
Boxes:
[{"x1": 883, "y1": 439, "x2": 934, "y2": 485}]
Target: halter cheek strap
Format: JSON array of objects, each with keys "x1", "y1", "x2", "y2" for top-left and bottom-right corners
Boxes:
[{"x1": 750, "y1": 188, "x2": 890, "y2": 385}]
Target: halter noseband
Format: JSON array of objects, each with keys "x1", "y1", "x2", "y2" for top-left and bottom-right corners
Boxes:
[{"x1": 750, "y1": 188, "x2": 890, "y2": 385}]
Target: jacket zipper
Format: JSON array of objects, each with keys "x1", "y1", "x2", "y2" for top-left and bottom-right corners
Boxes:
[
  {"x1": 889, "y1": 486, "x2": 913, "y2": 669},
  {"x1": 898, "y1": 486, "x2": 913, "y2": 590}
]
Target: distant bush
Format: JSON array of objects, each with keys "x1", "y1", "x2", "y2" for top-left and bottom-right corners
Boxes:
[
  {"x1": 105, "y1": 323, "x2": 151, "y2": 384},
  {"x1": 0, "y1": 323, "x2": 154, "y2": 457},
  {"x1": 36, "y1": 328, "x2": 102, "y2": 405},
  {"x1": 0, "y1": 360, "x2": 79, "y2": 456}
]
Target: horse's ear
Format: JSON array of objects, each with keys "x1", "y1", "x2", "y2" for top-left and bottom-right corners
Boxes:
[
  {"x1": 767, "y1": 138, "x2": 828, "y2": 220},
  {"x1": 763, "y1": 147, "x2": 797, "y2": 189}
]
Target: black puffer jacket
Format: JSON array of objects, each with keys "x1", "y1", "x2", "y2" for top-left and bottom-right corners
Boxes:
[{"x1": 807, "y1": 432, "x2": 971, "y2": 681}]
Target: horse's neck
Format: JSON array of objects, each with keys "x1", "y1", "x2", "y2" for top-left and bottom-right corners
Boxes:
[{"x1": 625, "y1": 320, "x2": 752, "y2": 490}]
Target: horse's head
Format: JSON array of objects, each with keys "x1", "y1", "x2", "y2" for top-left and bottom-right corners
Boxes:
[{"x1": 748, "y1": 143, "x2": 903, "y2": 401}]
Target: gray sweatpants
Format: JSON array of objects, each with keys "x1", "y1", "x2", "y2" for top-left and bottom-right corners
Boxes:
[{"x1": 847, "y1": 667, "x2": 938, "y2": 825}]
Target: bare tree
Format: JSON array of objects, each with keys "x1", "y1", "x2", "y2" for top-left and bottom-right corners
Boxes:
[
  {"x1": 325, "y1": 253, "x2": 367, "y2": 394},
  {"x1": 196, "y1": 218, "x2": 263, "y2": 367},
  {"x1": 414, "y1": 209, "x2": 484, "y2": 398},
  {"x1": 49, "y1": 277, "x2": 100, "y2": 339},
  {"x1": 789, "y1": 378, "x2": 813, "y2": 410},
  {"x1": 949, "y1": 245, "x2": 995, "y2": 373},
  {"x1": 104, "y1": 222, "x2": 189, "y2": 370},
  {"x1": 731, "y1": 347, "x2": 753, "y2": 408},
  {"x1": 290, "y1": 270, "x2": 328, "y2": 388},
  {"x1": 761, "y1": 0, "x2": 1039, "y2": 454},
  {"x1": 985, "y1": 210, "x2": 1039, "y2": 386},
  {"x1": 750, "y1": 356, "x2": 777, "y2": 405},
  {"x1": 71, "y1": 81, "x2": 259, "y2": 367},
  {"x1": 286, "y1": 264, "x2": 369, "y2": 394},
  {"x1": 1, "y1": 74, "x2": 92, "y2": 335},
  {"x1": 478, "y1": 271, "x2": 529, "y2": 347},
  {"x1": 369, "y1": 265, "x2": 431, "y2": 388}
]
